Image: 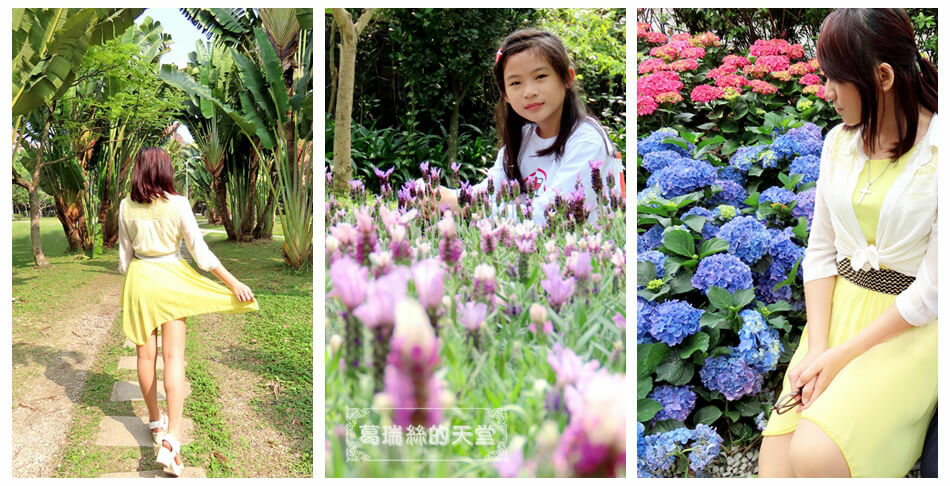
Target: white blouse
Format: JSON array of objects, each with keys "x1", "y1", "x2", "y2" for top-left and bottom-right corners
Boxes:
[
  {"x1": 117, "y1": 193, "x2": 221, "y2": 275},
  {"x1": 802, "y1": 115, "x2": 938, "y2": 326}
]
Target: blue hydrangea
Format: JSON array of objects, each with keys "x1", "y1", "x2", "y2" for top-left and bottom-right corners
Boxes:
[
  {"x1": 710, "y1": 178, "x2": 749, "y2": 207},
  {"x1": 638, "y1": 250, "x2": 668, "y2": 279},
  {"x1": 755, "y1": 412, "x2": 768, "y2": 431},
  {"x1": 642, "y1": 150, "x2": 685, "y2": 173},
  {"x1": 712, "y1": 204, "x2": 737, "y2": 221},
  {"x1": 699, "y1": 355, "x2": 764, "y2": 401},
  {"x1": 729, "y1": 144, "x2": 767, "y2": 171},
  {"x1": 688, "y1": 424, "x2": 723, "y2": 473},
  {"x1": 646, "y1": 158, "x2": 717, "y2": 198},
  {"x1": 640, "y1": 429, "x2": 684, "y2": 475},
  {"x1": 638, "y1": 225, "x2": 664, "y2": 253},
  {"x1": 716, "y1": 166, "x2": 746, "y2": 186},
  {"x1": 759, "y1": 186, "x2": 796, "y2": 206},
  {"x1": 769, "y1": 228, "x2": 804, "y2": 272},
  {"x1": 638, "y1": 185, "x2": 667, "y2": 208},
  {"x1": 648, "y1": 385, "x2": 698, "y2": 423},
  {"x1": 791, "y1": 187, "x2": 816, "y2": 229},
  {"x1": 649, "y1": 300, "x2": 703, "y2": 346},
  {"x1": 798, "y1": 122, "x2": 822, "y2": 140},
  {"x1": 716, "y1": 215, "x2": 771, "y2": 264},
  {"x1": 682, "y1": 206, "x2": 719, "y2": 240},
  {"x1": 638, "y1": 128, "x2": 694, "y2": 157},
  {"x1": 759, "y1": 149, "x2": 779, "y2": 168},
  {"x1": 735, "y1": 309, "x2": 783, "y2": 373},
  {"x1": 692, "y1": 253, "x2": 753, "y2": 295},
  {"x1": 788, "y1": 154, "x2": 820, "y2": 185},
  {"x1": 637, "y1": 297, "x2": 656, "y2": 344},
  {"x1": 771, "y1": 126, "x2": 823, "y2": 159},
  {"x1": 754, "y1": 260, "x2": 792, "y2": 304}
]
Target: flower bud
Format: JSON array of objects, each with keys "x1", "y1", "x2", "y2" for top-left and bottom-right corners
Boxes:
[
  {"x1": 326, "y1": 235, "x2": 340, "y2": 254},
  {"x1": 393, "y1": 299, "x2": 435, "y2": 359},
  {"x1": 529, "y1": 303, "x2": 548, "y2": 324},
  {"x1": 537, "y1": 419, "x2": 560, "y2": 451},
  {"x1": 329, "y1": 334, "x2": 343, "y2": 355}
]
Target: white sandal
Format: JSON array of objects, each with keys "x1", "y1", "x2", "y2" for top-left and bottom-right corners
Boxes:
[
  {"x1": 156, "y1": 434, "x2": 184, "y2": 477},
  {"x1": 148, "y1": 414, "x2": 168, "y2": 447}
]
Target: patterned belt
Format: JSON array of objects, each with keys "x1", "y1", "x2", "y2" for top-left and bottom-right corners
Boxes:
[{"x1": 836, "y1": 258, "x2": 916, "y2": 295}]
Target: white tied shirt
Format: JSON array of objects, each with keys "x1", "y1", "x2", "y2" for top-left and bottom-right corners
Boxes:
[
  {"x1": 470, "y1": 120, "x2": 621, "y2": 226},
  {"x1": 802, "y1": 116, "x2": 938, "y2": 326},
  {"x1": 118, "y1": 193, "x2": 221, "y2": 275}
]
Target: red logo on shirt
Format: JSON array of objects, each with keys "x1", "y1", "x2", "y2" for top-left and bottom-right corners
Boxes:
[{"x1": 524, "y1": 168, "x2": 547, "y2": 193}]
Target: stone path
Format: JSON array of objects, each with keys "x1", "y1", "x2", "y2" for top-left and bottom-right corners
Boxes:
[{"x1": 97, "y1": 335, "x2": 205, "y2": 478}]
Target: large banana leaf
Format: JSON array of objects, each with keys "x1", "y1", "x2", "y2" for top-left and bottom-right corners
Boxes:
[{"x1": 158, "y1": 64, "x2": 257, "y2": 136}]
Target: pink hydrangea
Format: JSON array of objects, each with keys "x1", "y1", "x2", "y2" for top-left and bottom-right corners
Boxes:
[
  {"x1": 649, "y1": 44, "x2": 679, "y2": 62},
  {"x1": 721, "y1": 55, "x2": 751, "y2": 69},
  {"x1": 770, "y1": 70, "x2": 792, "y2": 82},
  {"x1": 788, "y1": 61, "x2": 816, "y2": 76},
  {"x1": 748, "y1": 79, "x2": 778, "y2": 95},
  {"x1": 637, "y1": 70, "x2": 683, "y2": 98},
  {"x1": 637, "y1": 95, "x2": 658, "y2": 116},
  {"x1": 788, "y1": 43, "x2": 805, "y2": 59},
  {"x1": 645, "y1": 31, "x2": 668, "y2": 44},
  {"x1": 655, "y1": 91, "x2": 684, "y2": 104},
  {"x1": 668, "y1": 58, "x2": 699, "y2": 72},
  {"x1": 636, "y1": 22, "x2": 652, "y2": 36},
  {"x1": 803, "y1": 84, "x2": 827, "y2": 99},
  {"x1": 705, "y1": 65, "x2": 736, "y2": 80},
  {"x1": 756, "y1": 55, "x2": 790, "y2": 72},
  {"x1": 680, "y1": 46, "x2": 706, "y2": 59},
  {"x1": 742, "y1": 63, "x2": 769, "y2": 79},
  {"x1": 809, "y1": 58, "x2": 821, "y2": 71},
  {"x1": 799, "y1": 73, "x2": 822, "y2": 86},
  {"x1": 690, "y1": 84, "x2": 724, "y2": 103},
  {"x1": 638, "y1": 58, "x2": 667, "y2": 74},
  {"x1": 691, "y1": 32, "x2": 721, "y2": 47},
  {"x1": 750, "y1": 38, "x2": 792, "y2": 57},
  {"x1": 670, "y1": 33, "x2": 692, "y2": 42},
  {"x1": 714, "y1": 73, "x2": 748, "y2": 89}
]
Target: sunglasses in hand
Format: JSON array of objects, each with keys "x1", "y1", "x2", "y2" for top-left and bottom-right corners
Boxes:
[{"x1": 772, "y1": 388, "x2": 803, "y2": 415}]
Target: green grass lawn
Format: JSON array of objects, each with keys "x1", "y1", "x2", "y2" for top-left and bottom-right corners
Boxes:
[{"x1": 197, "y1": 217, "x2": 285, "y2": 237}]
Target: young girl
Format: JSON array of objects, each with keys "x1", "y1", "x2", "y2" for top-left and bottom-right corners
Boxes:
[
  {"x1": 435, "y1": 29, "x2": 622, "y2": 226},
  {"x1": 118, "y1": 147, "x2": 258, "y2": 476},
  {"x1": 758, "y1": 9, "x2": 937, "y2": 478}
]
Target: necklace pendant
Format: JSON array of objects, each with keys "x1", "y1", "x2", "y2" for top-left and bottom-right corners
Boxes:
[{"x1": 856, "y1": 183, "x2": 872, "y2": 204}]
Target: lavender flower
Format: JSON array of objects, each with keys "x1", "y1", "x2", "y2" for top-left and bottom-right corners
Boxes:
[
  {"x1": 411, "y1": 258, "x2": 445, "y2": 314},
  {"x1": 473, "y1": 263, "x2": 498, "y2": 304},
  {"x1": 547, "y1": 342, "x2": 601, "y2": 389},
  {"x1": 384, "y1": 299, "x2": 443, "y2": 428},
  {"x1": 457, "y1": 300, "x2": 488, "y2": 332},
  {"x1": 328, "y1": 256, "x2": 368, "y2": 311},
  {"x1": 542, "y1": 272, "x2": 575, "y2": 312},
  {"x1": 554, "y1": 371, "x2": 626, "y2": 477},
  {"x1": 438, "y1": 211, "x2": 463, "y2": 268},
  {"x1": 354, "y1": 208, "x2": 378, "y2": 265},
  {"x1": 352, "y1": 268, "x2": 410, "y2": 390}
]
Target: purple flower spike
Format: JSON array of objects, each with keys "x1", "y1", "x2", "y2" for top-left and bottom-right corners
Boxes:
[
  {"x1": 493, "y1": 447, "x2": 524, "y2": 478},
  {"x1": 329, "y1": 256, "x2": 368, "y2": 311},
  {"x1": 384, "y1": 299, "x2": 443, "y2": 428},
  {"x1": 458, "y1": 301, "x2": 488, "y2": 331},
  {"x1": 411, "y1": 258, "x2": 445, "y2": 312},
  {"x1": 352, "y1": 267, "x2": 410, "y2": 329},
  {"x1": 588, "y1": 159, "x2": 605, "y2": 170},
  {"x1": 547, "y1": 342, "x2": 601, "y2": 389},
  {"x1": 554, "y1": 370, "x2": 626, "y2": 477},
  {"x1": 568, "y1": 251, "x2": 592, "y2": 281},
  {"x1": 542, "y1": 275, "x2": 575, "y2": 310}
]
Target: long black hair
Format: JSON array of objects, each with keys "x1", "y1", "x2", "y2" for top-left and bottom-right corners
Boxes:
[
  {"x1": 817, "y1": 8, "x2": 938, "y2": 160},
  {"x1": 492, "y1": 30, "x2": 589, "y2": 191}
]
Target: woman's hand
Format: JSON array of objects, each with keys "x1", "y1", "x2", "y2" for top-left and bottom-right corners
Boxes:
[
  {"x1": 786, "y1": 346, "x2": 824, "y2": 412},
  {"x1": 229, "y1": 280, "x2": 255, "y2": 302},
  {"x1": 795, "y1": 345, "x2": 859, "y2": 410}
]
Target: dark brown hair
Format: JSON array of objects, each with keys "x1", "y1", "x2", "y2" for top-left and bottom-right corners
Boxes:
[
  {"x1": 492, "y1": 29, "x2": 589, "y2": 191},
  {"x1": 130, "y1": 146, "x2": 179, "y2": 203},
  {"x1": 817, "y1": 8, "x2": 938, "y2": 160}
]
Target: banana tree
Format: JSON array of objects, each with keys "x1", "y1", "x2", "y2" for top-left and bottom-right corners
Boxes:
[{"x1": 160, "y1": 10, "x2": 313, "y2": 268}]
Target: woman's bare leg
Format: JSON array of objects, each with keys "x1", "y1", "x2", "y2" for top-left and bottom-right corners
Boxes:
[
  {"x1": 788, "y1": 419, "x2": 851, "y2": 477},
  {"x1": 161, "y1": 318, "x2": 186, "y2": 465},
  {"x1": 136, "y1": 329, "x2": 161, "y2": 426},
  {"x1": 758, "y1": 432, "x2": 795, "y2": 477}
]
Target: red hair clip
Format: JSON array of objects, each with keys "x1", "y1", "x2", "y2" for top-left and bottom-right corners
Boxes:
[{"x1": 495, "y1": 47, "x2": 503, "y2": 64}]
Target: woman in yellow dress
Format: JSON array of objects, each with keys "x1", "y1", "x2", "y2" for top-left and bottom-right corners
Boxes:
[
  {"x1": 118, "y1": 146, "x2": 259, "y2": 476},
  {"x1": 757, "y1": 9, "x2": 938, "y2": 477}
]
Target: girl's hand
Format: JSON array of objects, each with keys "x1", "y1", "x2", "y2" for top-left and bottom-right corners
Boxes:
[
  {"x1": 786, "y1": 346, "x2": 825, "y2": 404},
  {"x1": 230, "y1": 281, "x2": 255, "y2": 302},
  {"x1": 795, "y1": 345, "x2": 858, "y2": 410}
]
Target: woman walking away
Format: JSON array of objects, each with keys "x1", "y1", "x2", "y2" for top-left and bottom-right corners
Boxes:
[{"x1": 118, "y1": 146, "x2": 259, "y2": 476}]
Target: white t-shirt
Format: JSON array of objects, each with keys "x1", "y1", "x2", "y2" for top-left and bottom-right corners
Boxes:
[{"x1": 469, "y1": 119, "x2": 621, "y2": 226}]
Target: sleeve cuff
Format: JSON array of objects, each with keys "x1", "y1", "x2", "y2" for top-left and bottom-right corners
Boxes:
[{"x1": 895, "y1": 292, "x2": 936, "y2": 327}]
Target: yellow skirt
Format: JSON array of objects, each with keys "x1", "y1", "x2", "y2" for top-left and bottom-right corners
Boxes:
[
  {"x1": 121, "y1": 258, "x2": 259, "y2": 346},
  {"x1": 762, "y1": 276, "x2": 937, "y2": 477}
]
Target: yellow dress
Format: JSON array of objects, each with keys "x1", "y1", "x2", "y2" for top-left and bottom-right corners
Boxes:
[
  {"x1": 761, "y1": 153, "x2": 938, "y2": 477},
  {"x1": 118, "y1": 194, "x2": 258, "y2": 345}
]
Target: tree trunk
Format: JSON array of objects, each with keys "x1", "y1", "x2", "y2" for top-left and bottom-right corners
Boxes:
[
  {"x1": 27, "y1": 184, "x2": 50, "y2": 267},
  {"x1": 331, "y1": 8, "x2": 375, "y2": 198},
  {"x1": 327, "y1": 20, "x2": 338, "y2": 115},
  {"x1": 237, "y1": 153, "x2": 260, "y2": 242},
  {"x1": 52, "y1": 192, "x2": 89, "y2": 252},
  {"x1": 213, "y1": 175, "x2": 236, "y2": 240}
]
